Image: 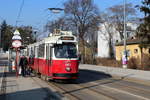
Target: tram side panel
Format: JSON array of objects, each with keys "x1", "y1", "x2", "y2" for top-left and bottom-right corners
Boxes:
[
  {"x1": 38, "y1": 58, "x2": 46, "y2": 75},
  {"x1": 34, "y1": 57, "x2": 39, "y2": 72}
]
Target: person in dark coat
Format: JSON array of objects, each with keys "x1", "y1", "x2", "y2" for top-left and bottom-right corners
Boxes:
[{"x1": 19, "y1": 55, "x2": 28, "y2": 77}]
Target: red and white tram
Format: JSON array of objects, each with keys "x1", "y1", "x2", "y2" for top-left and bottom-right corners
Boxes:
[{"x1": 26, "y1": 31, "x2": 79, "y2": 80}]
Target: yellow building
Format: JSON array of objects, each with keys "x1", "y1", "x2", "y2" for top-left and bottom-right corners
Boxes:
[{"x1": 115, "y1": 38, "x2": 150, "y2": 61}]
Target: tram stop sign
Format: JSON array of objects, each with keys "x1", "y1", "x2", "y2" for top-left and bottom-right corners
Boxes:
[{"x1": 12, "y1": 40, "x2": 22, "y2": 48}]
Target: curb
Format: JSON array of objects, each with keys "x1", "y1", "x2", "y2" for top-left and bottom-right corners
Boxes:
[
  {"x1": 112, "y1": 74, "x2": 150, "y2": 86},
  {"x1": 79, "y1": 64, "x2": 150, "y2": 85}
]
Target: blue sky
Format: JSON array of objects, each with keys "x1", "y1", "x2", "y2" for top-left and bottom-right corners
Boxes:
[{"x1": 0, "y1": 0, "x2": 143, "y2": 31}]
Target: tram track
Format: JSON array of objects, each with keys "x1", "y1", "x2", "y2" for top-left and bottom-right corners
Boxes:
[
  {"x1": 74, "y1": 77, "x2": 150, "y2": 100},
  {"x1": 93, "y1": 78, "x2": 150, "y2": 93},
  {"x1": 96, "y1": 77, "x2": 150, "y2": 93},
  {"x1": 30, "y1": 71, "x2": 150, "y2": 100},
  {"x1": 31, "y1": 75, "x2": 86, "y2": 100},
  {"x1": 77, "y1": 79, "x2": 120, "y2": 100},
  {"x1": 30, "y1": 77, "x2": 68, "y2": 100},
  {"x1": 77, "y1": 84, "x2": 118, "y2": 100},
  {"x1": 100, "y1": 79, "x2": 150, "y2": 99},
  {"x1": 108, "y1": 80, "x2": 150, "y2": 93},
  {"x1": 47, "y1": 81, "x2": 82, "y2": 100},
  {"x1": 86, "y1": 78, "x2": 150, "y2": 100},
  {"x1": 32, "y1": 75, "x2": 116, "y2": 100},
  {"x1": 31, "y1": 75, "x2": 150, "y2": 100},
  {"x1": 47, "y1": 80, "x2": 117, "y2": 100}
]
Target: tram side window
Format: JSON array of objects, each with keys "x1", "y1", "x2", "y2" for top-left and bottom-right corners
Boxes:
[
  {"x1": 46, "y1": 45, "x2": 49, "y2": 59},
  {"x1": 27, "y1": 48, "x2": 29, "y2": 56},
  {"x1": 38, "y1": 44, "x2": 45, "y2": 58},
  {"x1": 34, "y1": 46, "x2": 38, "y2": 58},
  {"x1": 31, "y1": 47, "x2": 34, "y2": 57},
  {"x1": 34, "y1": 46, "x2": 36, "y2": 57},
  {"x1": 46, "y1": 45, "x2": 53, "y2": 60}
]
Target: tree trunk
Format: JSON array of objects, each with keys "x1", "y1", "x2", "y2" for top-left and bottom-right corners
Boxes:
[
  {"x1": 82, "y1": 38, "x2": 86, "y2": 64},
  {"x1": 108, "y1": 38, "x2": 114, "y2": 58},
  {"x1": 140, "y1": 47, "x2": 144, "y2": 70}
]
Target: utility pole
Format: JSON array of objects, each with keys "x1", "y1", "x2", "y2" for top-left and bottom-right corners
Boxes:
[
  {"x1": 0, "y1": 17, "x2": 3, "y2": 50},
  {"x1": 123, "y1": 0, "x2": 127, "y2": 68},
  {"x1": 0, "y1": 27, "x2": 1, "y2": 48},
  {"x1": 0, "y1": 28, "x2": 1, "y2": 52}
]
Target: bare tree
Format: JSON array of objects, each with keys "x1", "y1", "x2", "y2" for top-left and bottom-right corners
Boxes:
[
  {"x1": 108, "y1": 3, "x2": 136, "y2": 40},
  {"x1": 64, "y1": 0, "x2": 101, "y2": 63},
  {"x1": 45, "y1": 17, "x2": 70, "y2": 33},
  {"x1": 82, "y1": 18, "x2": 99, "y2": 63}
]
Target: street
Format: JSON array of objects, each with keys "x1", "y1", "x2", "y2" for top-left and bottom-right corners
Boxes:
[
  {"x1": 0, "y1": 54, "x2": 150, "y2": 100},
  {"x1": 46, "y1": 69, "x2": 150, "y2": 100}
]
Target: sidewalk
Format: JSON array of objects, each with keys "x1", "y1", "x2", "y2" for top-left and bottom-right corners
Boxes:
[
  {"x1": 79, "y1": 64, "x2": 150, "y2": 82},
  {"x1": 0, "y1": 66, "x2": 6, "y2": 95},
  {"x1": 0, "y1": 66, "x2": 5, "y2": 85},
  {"x1": 0, "y1": 71, "x2": 65, "y2": 100}
]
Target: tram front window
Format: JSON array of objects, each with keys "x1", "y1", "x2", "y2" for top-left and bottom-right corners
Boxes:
[{"x1": 54, "y1": 43, "x2": 77, "y2": 58}]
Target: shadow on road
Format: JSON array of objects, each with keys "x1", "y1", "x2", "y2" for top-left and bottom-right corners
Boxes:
[
  {"x1": 6, "y1": 72, "x2": 18, "y2": 77},
  {"x1": 58, "y1": 69, "x2": 123, "y2": 95},
  {"x1": 52, "y1": 69, "x2": 113, "y2": 84},
  {"x1": 76, "y1": 69, "x2": 112, "y2": 84}
]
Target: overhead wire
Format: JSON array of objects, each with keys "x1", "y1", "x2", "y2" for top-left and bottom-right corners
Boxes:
[
  {"x1": 15, "y1": 0, "x2": 25, "y2": 27},
  {"x1": 35, "y1": 0, "x2": 66, "y2": 30}
]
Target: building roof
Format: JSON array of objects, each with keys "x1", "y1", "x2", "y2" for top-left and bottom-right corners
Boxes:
[{"x1": 115, "y1": 38, "x2": 140, "y2": 46}]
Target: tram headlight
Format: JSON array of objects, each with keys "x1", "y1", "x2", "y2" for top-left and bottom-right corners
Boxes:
[{"x1": 66, "y1": 67, "x2": 71, "y2": 72}]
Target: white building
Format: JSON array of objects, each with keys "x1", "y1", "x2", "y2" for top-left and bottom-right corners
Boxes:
[{"x1": 97, "y1": 22, "x2": 138, "y2": 58}]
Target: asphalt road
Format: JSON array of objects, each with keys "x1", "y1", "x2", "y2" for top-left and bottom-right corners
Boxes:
[{"x1": 47, "y1": 69, "x2": 150, "y2": 100}]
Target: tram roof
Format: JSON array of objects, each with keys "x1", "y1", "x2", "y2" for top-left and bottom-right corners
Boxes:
[
  {"x1": 27, "y1": 31, "x2": 77, "y2": 47},
  {"x1": 44, "y1": 34, "x2": 77, "y2": 44}
]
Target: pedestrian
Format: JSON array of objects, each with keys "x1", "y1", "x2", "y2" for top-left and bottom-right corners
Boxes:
[{"x1": 19, "y1": 55, "x2": 28, "y2": 77}]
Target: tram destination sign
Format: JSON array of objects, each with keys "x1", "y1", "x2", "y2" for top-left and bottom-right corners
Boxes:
[{"x1": 60, "y1": 36, "x2": 74, "y2": 40}]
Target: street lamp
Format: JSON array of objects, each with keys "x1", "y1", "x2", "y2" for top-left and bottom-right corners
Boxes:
[
  {"x1": 123, "y1": 0, "x2": 127, "y2": 68},
  {"x1": 48, "y1": 8, "x2": 64, "y2": 13},
  {"x1": 26, "y1": 36, "x2": 30, "y2": 39},
  {"x1": 48, "y1": 7, "x2": 64, "y2": 32}
]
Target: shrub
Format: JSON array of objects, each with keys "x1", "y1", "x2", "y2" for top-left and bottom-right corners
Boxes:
[
  {"x1": 127, "y1": 57, "x2": 139, "y2": 69},
  {"x1": 141, "y1": 54, "x2": 150, "y2": 70},
  {"x1": 95, "y1": 58, "x2": 121, "y2": 67}
]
